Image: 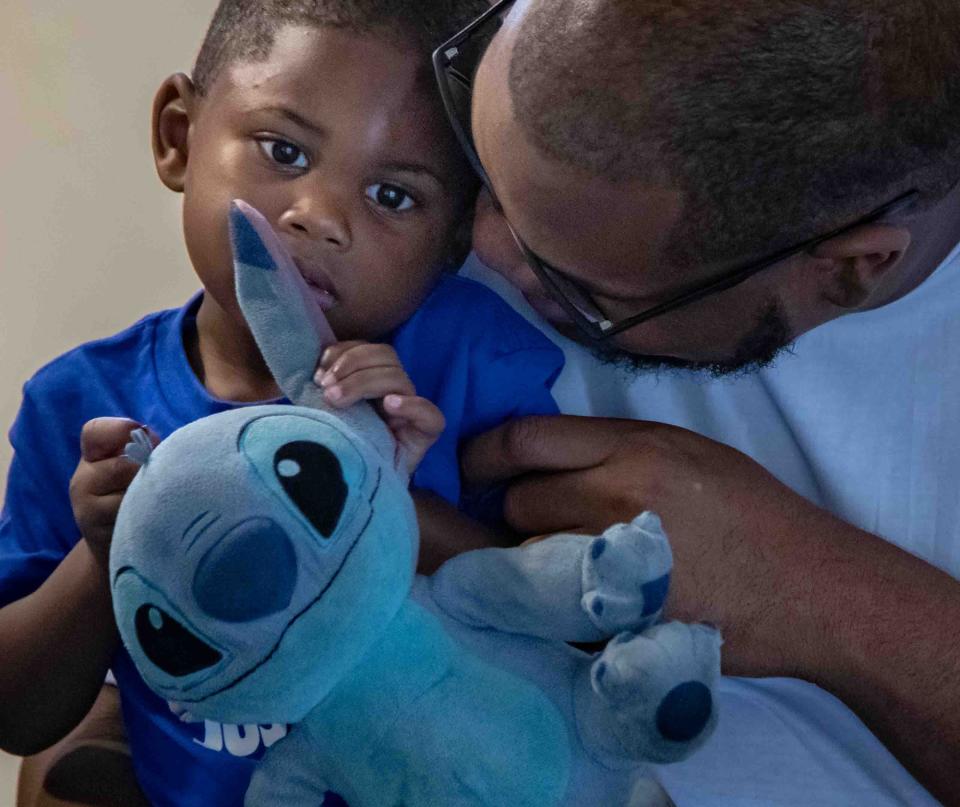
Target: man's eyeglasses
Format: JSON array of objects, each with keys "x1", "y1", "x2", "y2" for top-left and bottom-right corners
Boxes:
[{"x1": 433, "y1": 0, "x2": 919, "y2": 340}]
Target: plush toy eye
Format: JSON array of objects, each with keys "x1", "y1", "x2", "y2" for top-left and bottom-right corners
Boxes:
[
  {"x1": 135, "y1": 604, "x2": 222, "y2": 677},
  {"x1": 274, "y1": 441, "x2": 348, "y2": 538}
]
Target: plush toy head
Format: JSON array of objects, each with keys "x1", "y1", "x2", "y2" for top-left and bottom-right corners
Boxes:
[{"x1": 110, "y1": 201, "x2": 417, "y2": 725}]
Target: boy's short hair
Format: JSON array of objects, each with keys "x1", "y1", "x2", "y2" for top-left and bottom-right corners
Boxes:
[{"x1": 193, "y1": 0, "x2": 486, "y2": 96}]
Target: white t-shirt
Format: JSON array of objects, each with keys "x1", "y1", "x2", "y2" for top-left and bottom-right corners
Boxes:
[{"x1": 463, "y1": 242, "x2": 960, "y2": 806}]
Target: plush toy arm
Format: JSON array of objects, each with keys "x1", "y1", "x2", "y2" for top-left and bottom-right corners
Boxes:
[
  {"x1": 429, "y1": 512, "x2": 673, "y2": 641},
  {"x1": 244, "y1": 726, "x2": 333, "y2": 807}
]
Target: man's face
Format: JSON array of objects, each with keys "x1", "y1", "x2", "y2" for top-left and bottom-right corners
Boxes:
[
  {"x1": 180, "y1": 25, "x2": 472, "y2": 342},
  {"x1": 470, "y1": 19, "x2": 807, "y2": 373}
]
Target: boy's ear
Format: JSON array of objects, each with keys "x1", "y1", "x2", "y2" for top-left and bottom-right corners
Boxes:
[
  {"x1": 152, "y1": 73, "x2": 198, "y2": 193},
  {"x1": 808, "y1": 223, "x2": 912, "y2": 309}
]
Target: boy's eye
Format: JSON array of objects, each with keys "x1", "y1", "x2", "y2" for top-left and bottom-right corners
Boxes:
[
  {"x1": 365, "y1": 183, "x2": 415, "y2": 212},
  {"x1": 259, "y1": 139, "x2": 308, "y2": 169}
]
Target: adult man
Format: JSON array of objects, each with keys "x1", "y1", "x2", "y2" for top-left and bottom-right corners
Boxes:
[{"x1": 439, "y1": 0, "x2": 960, "y2": 803}]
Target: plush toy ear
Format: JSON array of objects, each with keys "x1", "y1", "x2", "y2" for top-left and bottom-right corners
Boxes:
[
  {"x1": 122, "y1": 427, "x2": 155, "y2": 466},
  {"x1": 230, "y1": 200, "x2": 398, "y2": 466}
]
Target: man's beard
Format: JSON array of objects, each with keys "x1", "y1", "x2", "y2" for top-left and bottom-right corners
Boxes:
[{"x1": 590, "y1": 299, "x2": 793, "y2": 378}]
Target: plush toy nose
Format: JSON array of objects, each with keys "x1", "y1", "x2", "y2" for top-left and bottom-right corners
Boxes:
[{"x1": 193, "y1": 517, "x2": 298, "y2": 623}]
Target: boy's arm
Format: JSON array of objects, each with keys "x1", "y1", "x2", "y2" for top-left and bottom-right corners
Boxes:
[
  {"x1": 428, "y1": 511, "x2": 673, "y2": 642},
  {"x1": 0, "y1": 540, "x2": 118, "y2": 755},
  {"x1": 413, "y1": 490, "x2": 519, "y2": 574},
  {"x1": 0, "y1": 416, "x2": 143, "y2": 755}
]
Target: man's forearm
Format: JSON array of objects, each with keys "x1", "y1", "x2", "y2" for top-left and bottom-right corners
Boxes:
[
  {"x1": 459, "y1": 416, "x2": 960, "y2": 801},
  {"x1": 752, "y1": 512, "x2": 960, "y2": 805},
  {"x1": 0, "y1": 540, "x2": 119, "y2": 755}
]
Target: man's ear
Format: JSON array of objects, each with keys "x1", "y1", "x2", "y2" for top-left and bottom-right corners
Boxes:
[
  {"x1": 808, "y1": 223, "x2": 912, "y2": 309},
  {"x1": 152, "y1": 73, "x2": 198, "y2": 193}
]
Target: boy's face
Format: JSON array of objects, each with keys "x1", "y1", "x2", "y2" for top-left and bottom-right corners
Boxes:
[{"x1": 165, "y1": 25, "x2": 472, "y2": 342}]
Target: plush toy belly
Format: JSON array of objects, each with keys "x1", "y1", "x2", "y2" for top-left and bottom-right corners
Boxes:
[
  {"x1": 295, "y1": 600, "x2": 572, "y2": 807},
  {"x1": 410, "y1": 579, "x2": 657, "y2": 804}
]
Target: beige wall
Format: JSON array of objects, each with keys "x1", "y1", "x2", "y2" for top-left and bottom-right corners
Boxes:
[
  {"x1": 0, "y1": 3, "x2": 216, "y2": 799},
  {"x1": 0, "y1": 1, "x2": 220, "y2": 489}
]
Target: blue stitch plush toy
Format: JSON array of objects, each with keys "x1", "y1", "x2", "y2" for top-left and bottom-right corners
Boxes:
[{"x1": 109, "y1": 201, "x2": 722, "y2": 806}]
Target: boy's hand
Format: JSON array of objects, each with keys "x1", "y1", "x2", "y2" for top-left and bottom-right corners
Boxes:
[
  {"x1": 315, "y1": 342, "x2": 444, "y2": 474},
  {"x1": 69, "y1": 418, "x2": 159, "y2": 567}
]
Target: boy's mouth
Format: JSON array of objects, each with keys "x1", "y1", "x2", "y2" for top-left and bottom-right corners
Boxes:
[{"x1": 293, "y1": 259, "x2": 338, "y2": 311}]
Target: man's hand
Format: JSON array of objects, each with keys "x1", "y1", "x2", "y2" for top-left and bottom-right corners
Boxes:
[
  {"x1": 461, "y1": 414, "x2": 829, "y2": 676},
  {"x1": 315, "y1": 342, "x2": 444, "y2": 474},
  {"x1": 69, "y1": 417, "x2": 158, "y2": 567},
  {"x1": 462, "y1": 414, "x2": 960, "y2": 803}
]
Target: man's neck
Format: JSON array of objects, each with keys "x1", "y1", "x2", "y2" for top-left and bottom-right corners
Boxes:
[{"x1": 871, "y1": 182, "x2": 960, "y2": 309}]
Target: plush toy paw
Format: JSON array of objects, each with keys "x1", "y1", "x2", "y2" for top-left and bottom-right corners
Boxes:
[
  {"x1": 590, "y1": 621, "x2": 721, "y2": 764},
  {"x1": 581, "y1": 512, "x2": 673, "y2": 634}
]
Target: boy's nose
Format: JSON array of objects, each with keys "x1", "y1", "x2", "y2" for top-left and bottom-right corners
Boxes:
[{"x1": 278, "y1": 196, "x2": 352, "y2": 251}]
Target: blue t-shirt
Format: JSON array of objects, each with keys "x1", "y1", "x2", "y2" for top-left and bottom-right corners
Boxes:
[{"x1": 0, "y1": 274, "x2": 562, "y2": 807}]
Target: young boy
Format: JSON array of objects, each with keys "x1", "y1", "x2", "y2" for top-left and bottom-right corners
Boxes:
[{"x1": 0, "y1": 2, "x2": 564, "y2": 805}]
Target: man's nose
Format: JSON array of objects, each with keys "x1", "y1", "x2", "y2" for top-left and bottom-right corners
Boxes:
[{"x1": 278, "y1": 191, "x2": 352, "y2": 251}]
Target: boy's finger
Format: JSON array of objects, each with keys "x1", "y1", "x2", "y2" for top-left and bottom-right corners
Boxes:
[
  {"x1": 316, "y1": 341, "x2": 367, "y2": 374},
  {"x1": 392, "y1": 425, "x2": 429, "y2": 469},
  {"x1": 383, "y1": 396, "x2": 445, "y2": 438},
  {"x1": 84, "y1": 491, "x2": 127, "y2": 526},
  {"x1": 80, "y1": 417, "x2": 145, "y2": 462},
  {"x1": 76, "y1": 455, "x2": 140, "y2": 496},
  {"x1": 316, "y1": 343, "x2": 400, "y2": 385},
  {"x1": 76, "y1": 492, "x2": 127, "y2": 547},
  {"x1": 323, "y1": 367, "x2": 415, "y2": 407}
]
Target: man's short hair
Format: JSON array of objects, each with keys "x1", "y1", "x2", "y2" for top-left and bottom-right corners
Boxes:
[
  {"x1": 193, "y1": 0, "x2": 486, "y2": 96},
  {"x1": 509, "y1": 0, "x2": 960, "y2": 269}
]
